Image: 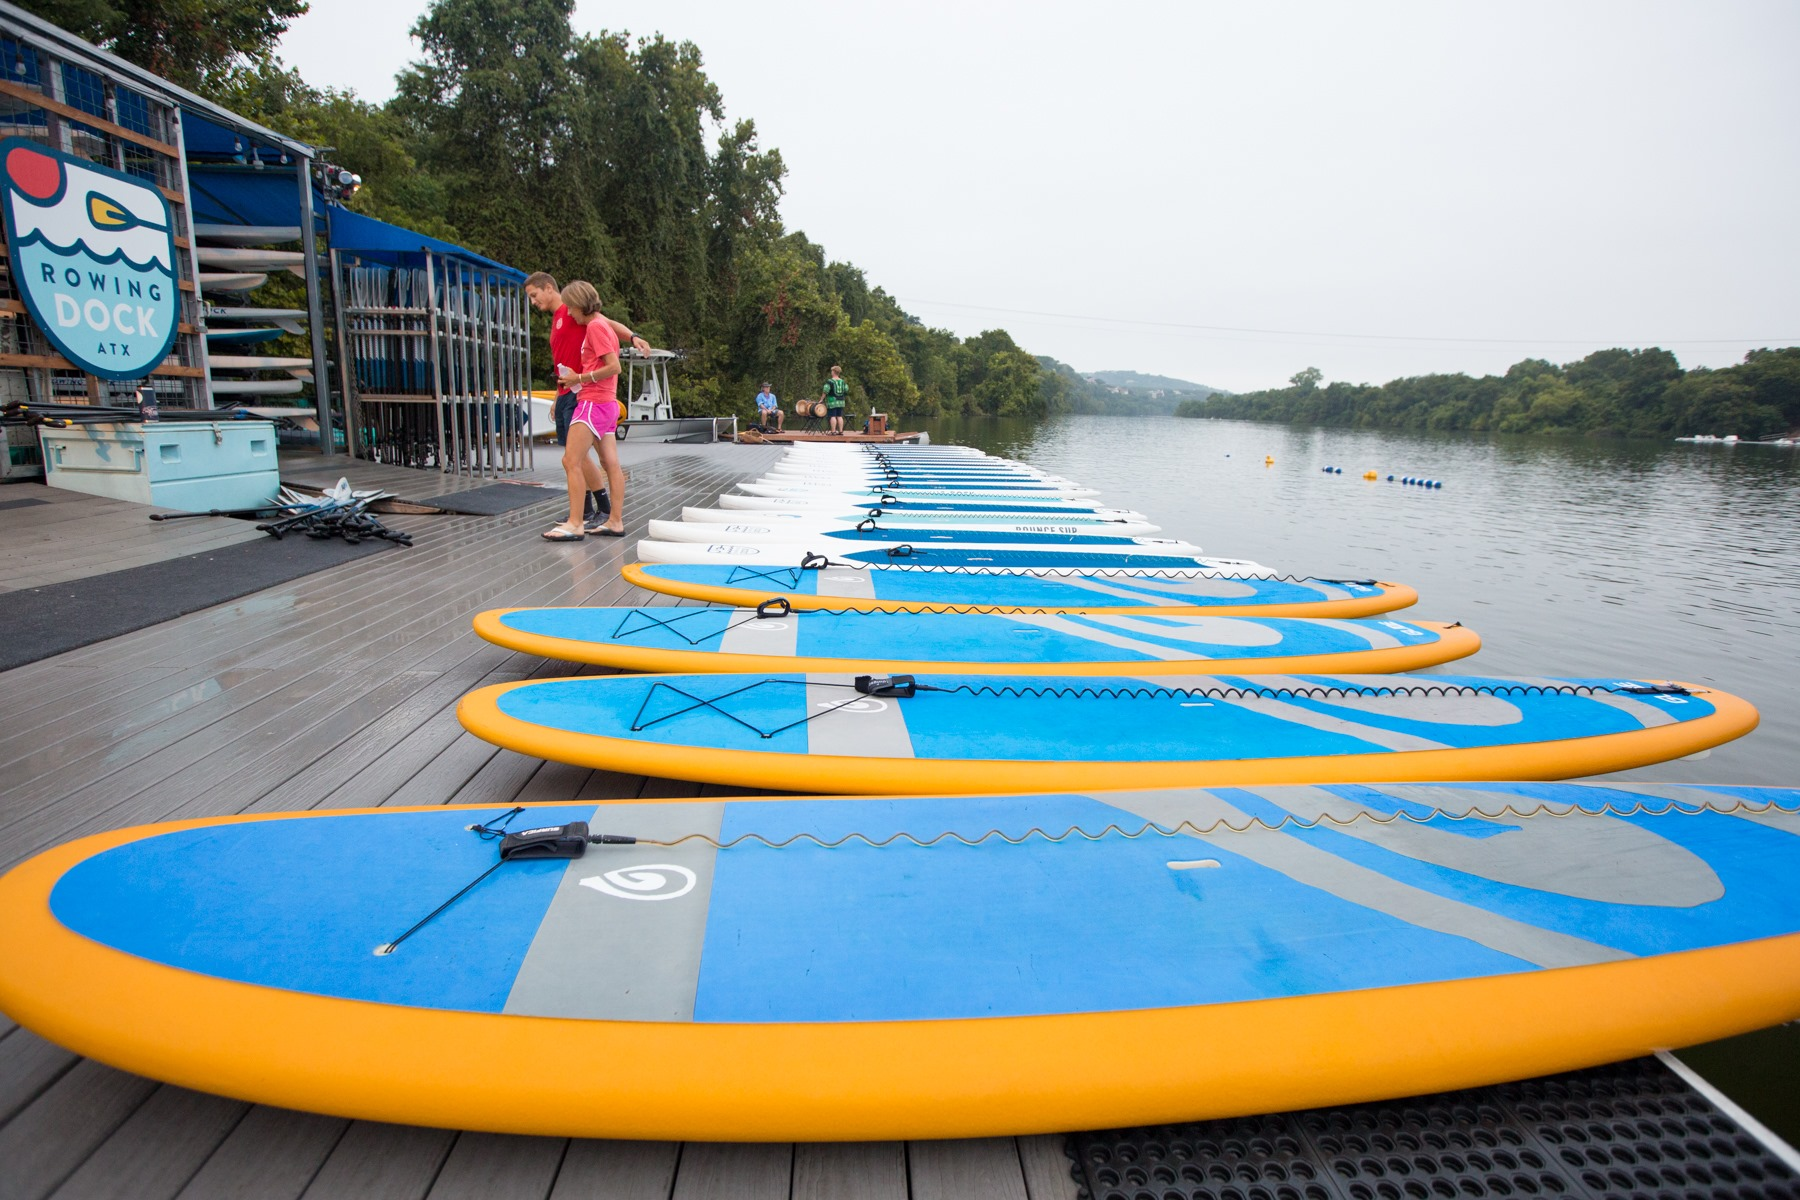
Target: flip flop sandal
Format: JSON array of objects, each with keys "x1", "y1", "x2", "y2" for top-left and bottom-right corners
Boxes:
[
  {"x1": 542, "y1": 524, "x2": 586, "y2": 542},
  {"x1": 593, "y1": 526, "x2": 627, "y2": 538}
]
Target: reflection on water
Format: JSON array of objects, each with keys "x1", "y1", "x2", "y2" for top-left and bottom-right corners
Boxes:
[
  {"x1": 923, "y1": 412, "x2": 1800, "y2": 1139},
  {"x1": 925, "y1": 413, "x2": 1800, "y2": 785}
]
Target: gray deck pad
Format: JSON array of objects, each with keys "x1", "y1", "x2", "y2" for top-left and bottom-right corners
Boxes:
[
  {"x1": 0, "y1": 534, "x2": 395, "y2": 671},
  {"x1": 1070, "y1": 1056, "x2": 1800, "y2": 1200}
]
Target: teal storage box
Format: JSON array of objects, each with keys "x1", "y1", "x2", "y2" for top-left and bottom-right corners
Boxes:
[{"x1": 39, "y1": 420, "x2": 280, "y2": 512}]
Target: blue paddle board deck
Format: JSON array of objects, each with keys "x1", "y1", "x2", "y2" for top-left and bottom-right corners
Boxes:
[
  {"x1": 622, "y1": 561, "x2": 1419, "y2": 617},
  {"x1": 457, "y1": 671, "x2": 1759, "y2": 794},
  {"x1": 473, "y1": 606, "x2": 1482, "y2": 676},
  {"x1": 4, "y1": 784, "x2": 1797, "y2": 1139}
]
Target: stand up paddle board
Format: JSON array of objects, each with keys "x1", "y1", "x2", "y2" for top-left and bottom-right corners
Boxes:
[
  {"x1": 737, "y1": 482, "x2": 1102, "y2": 499},
  {"x1": 205, "y1": 327, "x2": 285, "y2": 346},
  {"x1": 621, "y1": 561, "x2": 1418, "y2": 617},
  {"x1": 193, "y1": 223, "x2": 301, "y2": 244},
  {"x1": 680, "y1": 507, "x2": 1161, "y2": 533},
  {"x1": 3, "y1": 784, "x2": 1795, "y2": 1140},
  {"x1": 472, "y1": 605, "x2": 1481, "y2": 676},
  {"x1": 458, "y1": 671, "x2": 1757, "y2": 794},
  {"x1": 717, "y1": 493, "x2": 1132, "y2": 514},
  {"x1": 196, "y1": 246, "x2": 306, "y2": 271},
  {"x1": 635, "y1": 541, "x2": 1264, "y2": 570},
  {"x1": 644, "y1": 520, "x2": 1202, "y2": 550},
  {"x1": 198, "y1": 271, "x2": 267, "y2": 294}
]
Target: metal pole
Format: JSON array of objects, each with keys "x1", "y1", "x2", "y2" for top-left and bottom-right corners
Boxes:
[
  {"x1": 515, "y1": 281, "x2": 531, "y2": 470},
  {"x1": 424, "y1": 249, "x2": 447, "y2": 474},
  {"x1": 298, "y1": 158, "x2": 333, "y2": 454},
  {"x1": 328, "y1": 247, "x2": 359, "y2": 460},
  {"x1": 457, "y1": 263, "x2": 476, "y2": 476},
  {"x1": 477, "y1": 268, "x2": 493, "y2": 474},
  {"x1": 166, "y1": 106, "x2": 210, "y2": 409}
]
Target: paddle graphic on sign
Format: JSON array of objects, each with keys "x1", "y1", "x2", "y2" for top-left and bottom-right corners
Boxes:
[{"x1": 0, "y1": 137, "x2": 179, "y2": 379}]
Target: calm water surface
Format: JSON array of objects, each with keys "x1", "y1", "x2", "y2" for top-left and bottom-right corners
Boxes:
[
  {"x1": 922, "y1": 412, "x2": 1800, "y2": 1140},
  {"x1": 923, "y1": 413, "x2": 1800, "y2": 787}
]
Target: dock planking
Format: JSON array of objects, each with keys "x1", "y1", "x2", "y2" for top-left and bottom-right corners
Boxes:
[{"x1": 0, "y1": 442, "x2": 1082, "y2": 1200}]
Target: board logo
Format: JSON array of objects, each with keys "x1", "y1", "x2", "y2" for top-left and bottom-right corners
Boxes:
[
  {"x1": 0, "y1": 137, "x2": 179, "y2": 380},
  {"x1": 580, "y1": 864, "x2": 697, "y2": 901}
]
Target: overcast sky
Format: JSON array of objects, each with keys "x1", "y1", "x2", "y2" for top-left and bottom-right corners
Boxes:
[{"x1": 279, "y1": 1, "x2": 1800, "y2": 392}]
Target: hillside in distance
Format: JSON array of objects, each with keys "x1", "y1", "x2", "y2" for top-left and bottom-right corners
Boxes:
[
  {"x1": 1037, "y1": 360, "x2": 1223, "y2": 415},
  {"x1": 1091, "y1": 369, "x2": 1222, "y2": 397}
]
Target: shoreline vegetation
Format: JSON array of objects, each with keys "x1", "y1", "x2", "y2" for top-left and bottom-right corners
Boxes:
[
  {"x1": 19, "y1": 0, "x2": 1212, "y2": 428},
  {"x1": 1178, "y1": 349, "x2": 1800, "y2": 440}
]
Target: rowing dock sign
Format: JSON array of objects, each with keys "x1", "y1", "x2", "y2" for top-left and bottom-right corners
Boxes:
[{"x1": 1, "y1": 137, "x2": 179, "y2": 380}]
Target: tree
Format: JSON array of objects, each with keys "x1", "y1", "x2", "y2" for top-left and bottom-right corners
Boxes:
[
  {"x1": 18, "y1": 0, "x2": 1085, "y2": 420},
  {"x1": 391, "y1": 0, "x2": 605, "y2": 284},
  {"x1": 971, "y1": 350, "x2": 1047, "y2": 418},
  {"x1": 1290, "y1": 366, "x2": 1322, "y2": 391},
  {"x1": 18, "y1": 0, "x2": 307, "y2": 93},
  {"x1": 826, "y1": 320, "x2": 918, "y2": 416}
]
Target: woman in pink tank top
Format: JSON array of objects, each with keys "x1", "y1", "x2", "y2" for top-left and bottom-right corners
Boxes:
[{"x1": 544, "y1": 281, "x2": 627, "y2": 541}]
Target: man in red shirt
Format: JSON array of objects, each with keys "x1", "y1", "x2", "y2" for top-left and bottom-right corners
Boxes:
[{"x1": 525, "y1": 272, "x2": 648, "y2": 528}]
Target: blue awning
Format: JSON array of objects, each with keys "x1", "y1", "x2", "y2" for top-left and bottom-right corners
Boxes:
[
  {"x1": 181, "y1": 111, "x2": 299, "y2": 165},
  {"x1": 187, "y1": 165, "x2": 314, "y2": 228},
  {"x1": 328, "y1": 208, "x2": 525, "y2": 284},
  {"x1": 185, "y1": 167, "x2": 522, "y2": 284}
]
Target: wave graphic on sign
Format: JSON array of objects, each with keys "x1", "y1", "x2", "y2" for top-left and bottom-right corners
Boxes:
[
  {"x1": 5, "y1": 149, "x2": 174, "y2": 274},
  {"x1": 1, "y1": 139, "x2": 181, "y2": 379}
]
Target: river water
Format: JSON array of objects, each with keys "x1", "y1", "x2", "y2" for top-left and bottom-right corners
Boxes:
[{"x1": 921, "y1": 411, "x2": 1800, "y2": 1139}]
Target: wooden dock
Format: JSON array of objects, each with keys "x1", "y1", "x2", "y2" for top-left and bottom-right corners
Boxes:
[{"x1": 0, "y1": 445, "x2": 1081, "y2": 1200}]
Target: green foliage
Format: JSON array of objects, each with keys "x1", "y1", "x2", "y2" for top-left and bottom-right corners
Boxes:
[
  {"x1": 18, "y1": 0, "x2": 307, "y2": 91},
  {"x1": 826, "y1": 321, "x2": 919, "y2": 415},
  {"x1": 1188, "y1": 348, "x2": 1800, "y2": 440},
  {"x1": 39, "y1": 0, "x2": 1078, "y2": 411}
]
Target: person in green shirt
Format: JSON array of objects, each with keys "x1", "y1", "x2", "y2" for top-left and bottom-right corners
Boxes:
[{"x1": 820, "y1": 364, "x2": 850, "y2": 434}]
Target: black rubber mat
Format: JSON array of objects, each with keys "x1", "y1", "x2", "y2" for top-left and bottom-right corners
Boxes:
[
  {"x1": 0, "y1": 496, "x2": 48, "y2": 511},
  {"x1": 1067, "y1": 1057, "x2": 1800, "y2": 1200},
  {"x1": 0, "y1": 534, "x2": 396, "y2": 672},
  {"x1": 417, "y1": 483, "x2": 562, "y2": 515}
]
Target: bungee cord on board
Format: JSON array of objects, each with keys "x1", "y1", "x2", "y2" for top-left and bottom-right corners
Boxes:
[
  {"x1": 599, "y1": 599, "x2": 1452, "y2": 648},
  {"x1": 713, "y1": 558, "x2": 1375, "y2": 588},
  {"x1": 625, "y1": 675, "x2": 1703, "y2": 740},
  {"x1": 638, "y1": 793, "x2": 1800, "y2": 852}
]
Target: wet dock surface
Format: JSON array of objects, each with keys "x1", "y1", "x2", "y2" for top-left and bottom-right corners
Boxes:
[{"x1": 0, "y1": 443, "x2": 1080, "y2": 1200}]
